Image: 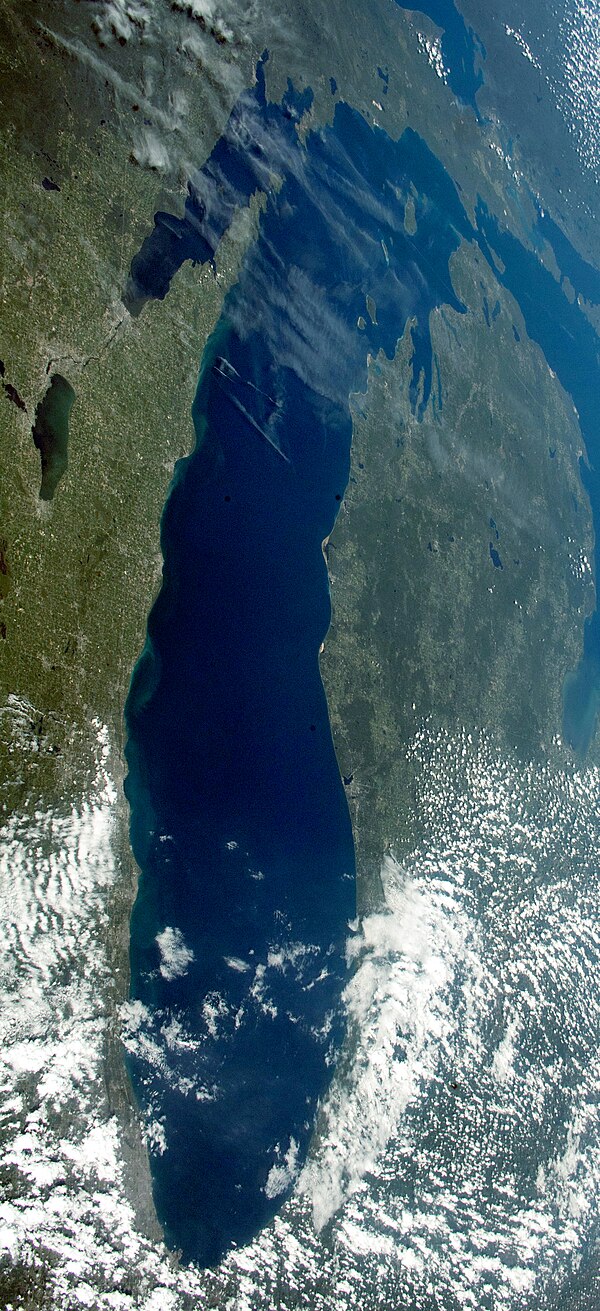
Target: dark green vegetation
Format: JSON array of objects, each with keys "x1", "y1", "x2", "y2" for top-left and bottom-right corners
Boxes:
[
  {"x1": 0, "y1": 0, "x2": 261, "y2": 1265},
  {"x1": 323, "y1": 242, "x2": 590, "y2": 902},
  {"x1": 0, "y1": 0, "x2": 592, "y2": 820},
  {"x1": 1, "y1": 0, "x2": 599, "y2": 1303},
  {"x1": 0, "y1": 0, "x2": 260, "y2": 815},
  {"x1": 0, "y1": 1257, "x2": 54, "y2": 1310}
]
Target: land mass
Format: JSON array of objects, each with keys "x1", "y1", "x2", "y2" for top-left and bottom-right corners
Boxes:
[{"x1": 0, "y1": 0, "x2": 597, "y2": 1305}]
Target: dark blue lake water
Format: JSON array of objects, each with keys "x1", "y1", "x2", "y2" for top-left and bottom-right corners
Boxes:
[
  {"x1": 125, "y1": 58, "x2": 472, "y2": 1267},
  {"x1": 125, "y1": 48, "x2": 600, "y2": 1268}
]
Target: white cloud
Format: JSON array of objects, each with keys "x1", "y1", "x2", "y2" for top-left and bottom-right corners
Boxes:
[
  {"x1": 171, "y1": 0, "x2": 217, "y2": 23},
  {"x1": 131, "y1": 130, "x2": 173, "y2": 174},
  {"x1": 293, "y1": 729, "x2": 600, "y2": 1306},
  {"x1": 155, "y1": 927, "x2": 195, "y2": 980},
  {"x1": 264, "y1": 1138, "x2": 299, "y2": 1199},
  {"x1": 92, "y1": 0, "x2": 151, "y2": 47},
  {"x1": 300, "y1": 851, "x2": 479, "y2": 1231},
  {"x1": 1, "y1": 720, "x2": 599, "y2": 1307}
]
